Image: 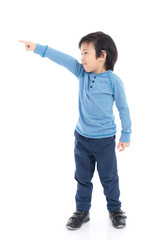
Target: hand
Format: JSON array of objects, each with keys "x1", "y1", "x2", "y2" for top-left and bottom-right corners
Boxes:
[
  {"x1": 19, "y1": 40, "x2": 36, "y2": 51},
  {"x1": 117, "y1": 142, "x2": 130, "y2": 152}
]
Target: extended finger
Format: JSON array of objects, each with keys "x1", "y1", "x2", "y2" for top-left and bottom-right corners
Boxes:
[{"x1": 19, "y1": 40, "x2": 27, "y2": 44}]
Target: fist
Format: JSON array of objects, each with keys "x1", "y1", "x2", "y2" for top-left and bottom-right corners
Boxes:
[
  {"x1": 19, "y1": 40, "x2": 36, "y2": 51},
  {"x1": 117, "y1": 141, "x2": 130, "y2": 152}
]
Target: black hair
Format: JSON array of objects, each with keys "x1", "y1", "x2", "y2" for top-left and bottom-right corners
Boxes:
[{"x1": 78, "y1": 31, "x2": 118, "y2": 71}]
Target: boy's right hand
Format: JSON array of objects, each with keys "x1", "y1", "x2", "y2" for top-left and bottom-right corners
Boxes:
[{"x1": 19, "y1": 40, "x2": 36, "y2": 51}]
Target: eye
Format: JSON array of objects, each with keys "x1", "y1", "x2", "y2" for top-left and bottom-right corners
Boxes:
[{"x1": 81, "y1": 51, "x2": 88, "y2": 56}]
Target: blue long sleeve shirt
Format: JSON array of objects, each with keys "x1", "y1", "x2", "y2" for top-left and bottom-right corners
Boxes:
[{"x1": 34, "y1": 44, "x2": 132, "y2": 142}]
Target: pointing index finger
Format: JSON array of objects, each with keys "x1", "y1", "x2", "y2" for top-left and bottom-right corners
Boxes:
[{"x1": 19, "y1": 40, "x2": 27, "y2": 44}]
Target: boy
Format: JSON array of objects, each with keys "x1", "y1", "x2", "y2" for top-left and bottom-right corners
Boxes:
[{"x1": 19, "y1": 31, "x2": 131, "y2": 229}]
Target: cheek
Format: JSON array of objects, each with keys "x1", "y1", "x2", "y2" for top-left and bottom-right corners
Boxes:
[
  {"x1": 91, "y1": 59, "x2": 98, "y2": 66},
  {"x1": 88, "y1": 57, "x2": 96, "y2": 65}
]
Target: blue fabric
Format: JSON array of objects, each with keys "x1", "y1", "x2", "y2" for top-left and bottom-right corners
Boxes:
[
  {"x1": 74, "y1": 130, "x2": 121, "y2": 211},
  {"x1": 34, "y1": 44, "x2": 131, "y2": 142}
]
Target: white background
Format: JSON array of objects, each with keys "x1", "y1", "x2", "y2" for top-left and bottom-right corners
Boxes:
[{"x1": 0, "y1": 0, "x2": 160, "y2": 239}]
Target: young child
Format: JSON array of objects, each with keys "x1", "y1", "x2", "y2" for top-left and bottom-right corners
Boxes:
[{"x1": 19, "y1": 31, "x2": 131, "y2": 230}]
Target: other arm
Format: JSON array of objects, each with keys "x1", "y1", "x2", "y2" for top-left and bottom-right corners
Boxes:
[{"x1": 113, "y1": 75, "x2": 132, "y2": 151}]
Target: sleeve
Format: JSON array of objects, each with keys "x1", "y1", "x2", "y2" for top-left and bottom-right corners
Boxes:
[
  {"x1": 113, "y1": 75, "x2": 132, "y2": 143},
  {"x1": 34, "y1": 44, "x2": 84, "y2": 78}
]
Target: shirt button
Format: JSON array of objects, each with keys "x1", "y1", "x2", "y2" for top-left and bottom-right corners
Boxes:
[
  {"x1": 94, "y1": 76, "x2": 96, "y2": 79},
  {"x1": 90, "y1": 85, "x2": 93, "y2": 88},
  {"x1": 92, "y1": 80, "x2": 95, "y2": 83}
]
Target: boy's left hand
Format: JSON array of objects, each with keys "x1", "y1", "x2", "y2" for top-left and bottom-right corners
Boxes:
[{"x1": 117, "y1": 142, "x2": 130, "y2": 152}]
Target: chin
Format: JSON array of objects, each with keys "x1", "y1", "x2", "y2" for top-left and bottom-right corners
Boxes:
[{"x1": 84, "y1": 67, "x2": 91, "y2": 73}]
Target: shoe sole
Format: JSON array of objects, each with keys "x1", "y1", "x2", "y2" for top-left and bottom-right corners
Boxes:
[
  {"x1": 112, "y1": 223, "x2": 126, "y2": 229},
  {"x1": 66, "y1": 217, "x2": 90, "y2": 230}
]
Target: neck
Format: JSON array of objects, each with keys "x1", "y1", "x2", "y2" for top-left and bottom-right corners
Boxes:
[{"x1": 93, "y1": 66, "x2": 107, "y2": 74}]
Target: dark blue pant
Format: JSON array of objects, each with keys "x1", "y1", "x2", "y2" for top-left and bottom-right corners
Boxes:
[{"x1": 74, "y1": 130, "x2": 121, "y2": 212}]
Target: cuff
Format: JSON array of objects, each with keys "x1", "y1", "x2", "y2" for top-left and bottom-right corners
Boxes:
[{"x1": 34, "y1": 44, "x2": 48, "y2": 57}]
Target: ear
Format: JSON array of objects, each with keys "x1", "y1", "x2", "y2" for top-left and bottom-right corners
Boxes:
[{"x1": 101, "y1": 50, "x2": 107, "y2": 59}]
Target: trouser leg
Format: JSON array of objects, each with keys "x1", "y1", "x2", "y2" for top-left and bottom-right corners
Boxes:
[
  {"x1": 94, "y1": 136, "x2": 121, "y2": 211},
  {"x1": 74, "y1": 131, "x2": 95, "y2": 211}
]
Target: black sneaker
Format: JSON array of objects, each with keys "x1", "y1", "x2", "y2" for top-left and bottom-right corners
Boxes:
[
  {"x1": 109, "y1": 209, "x2": 127, "y2": 228},
  {"x1": 66, "y1": 210, "x2": 90, "y2": 230}
]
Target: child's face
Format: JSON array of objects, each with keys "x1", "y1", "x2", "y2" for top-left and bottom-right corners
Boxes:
[{"x1": 80, "y1": 42, "x2": 106, "y2": 74}]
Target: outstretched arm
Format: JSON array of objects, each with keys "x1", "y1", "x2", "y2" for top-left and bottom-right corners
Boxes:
[{"x1": 19, "y1": 40, "x2": 84, "y2": 78}]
